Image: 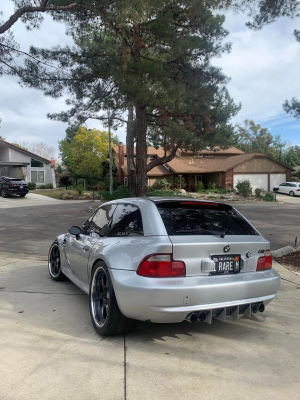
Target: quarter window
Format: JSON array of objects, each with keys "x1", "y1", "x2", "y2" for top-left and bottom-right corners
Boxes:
[
  {"x1": 87, "y1": 205, "x2": 116, "y2": 236},
  {"x1": 108, "y1": 204, "x2": 143, "y2": 237}
]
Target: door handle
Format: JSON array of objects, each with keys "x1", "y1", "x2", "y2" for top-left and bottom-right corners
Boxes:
[{"x1": 83, "y1": 245, "x2": 90, "y2": 251}]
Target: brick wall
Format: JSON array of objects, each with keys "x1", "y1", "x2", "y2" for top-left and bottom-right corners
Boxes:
[{"x1": 222, "y1": 169, "x2": 233, "y2": 189}]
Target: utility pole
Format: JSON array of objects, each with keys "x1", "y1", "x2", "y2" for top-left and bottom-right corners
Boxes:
[{"x1": 108, "y1": 108, "x2": 113, "y2": 195}]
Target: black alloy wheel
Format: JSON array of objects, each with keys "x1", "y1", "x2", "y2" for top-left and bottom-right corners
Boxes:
[
  {"x1": 0, "y1": 188, "x2": 7, "y2": 198},
  {"x1": 89, "y1": 261, "x2": 137, "y2": 336},
  {"x1": 48, "y1": 242, "x2": 66, "y2": 281},
  {"x1": 19, "y1": 194, "x2": 26, "y2": 197}
]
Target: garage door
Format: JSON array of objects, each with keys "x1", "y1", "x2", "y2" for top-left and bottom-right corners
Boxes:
[
  {"x1": 234, "y1": 174, "x2": 268, "y2": 192},
  {"x1": 270, "y1": 173, "x2": 286, "y2": 190}
]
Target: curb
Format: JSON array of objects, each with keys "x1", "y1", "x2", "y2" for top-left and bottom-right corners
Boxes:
[{"x1": 272, "y1": 246, "x2": 300, "y2": 259}]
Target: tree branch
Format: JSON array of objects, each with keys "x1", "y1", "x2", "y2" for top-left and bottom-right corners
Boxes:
[
  {"x1": 0, "y1": 2, "x2": 83, "y2": 34},
  {"x1": 146, "y1": 143, "x2": 182, "y2": 171}
]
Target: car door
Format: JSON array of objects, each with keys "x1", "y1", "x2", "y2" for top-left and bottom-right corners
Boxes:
[
  {"x1": 64, "y1": 204, "x2": 116, "y2": 284},
  {"x1": 278, "y1": 183, "x2": 287, "y2": 194}
]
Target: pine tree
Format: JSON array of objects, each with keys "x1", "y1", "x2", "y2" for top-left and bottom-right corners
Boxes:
[{"x1": 15, "y1": 0, "x2": 240, "y2": 196}]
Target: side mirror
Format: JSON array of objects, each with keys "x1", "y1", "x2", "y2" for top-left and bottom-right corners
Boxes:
[{"x1": 69, "y1": 226, "x2": 82, "y2": 239}]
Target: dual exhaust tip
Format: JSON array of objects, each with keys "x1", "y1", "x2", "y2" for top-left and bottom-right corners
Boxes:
[
  {"x1": 186, "y1": 311, "x2": 208, "y2": 324},
  {"x1": 251, "y1": 302, "x2": 265, "y2": 314},
  {"x1": 185, "y1": 303, "x2": 265, "y2": 324}
]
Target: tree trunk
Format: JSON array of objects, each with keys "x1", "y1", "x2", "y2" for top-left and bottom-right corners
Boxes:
[
  {"x1": 135, "y1": 103, "x2": 148, "y2": 197},
  {"x1": 126, "y1": 104, "x2": 135, "y2": 196}
]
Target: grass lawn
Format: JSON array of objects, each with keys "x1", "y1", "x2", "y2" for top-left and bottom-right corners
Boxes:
[{"x1": 33, "y1": 189, "x2": 93, "y2": 200}]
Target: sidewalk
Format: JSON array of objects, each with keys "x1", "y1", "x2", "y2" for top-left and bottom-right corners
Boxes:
[
  {"x1": 0, "y1": 256, "x2": 299, "y2": 400},
  {"x1": 0, "y1": 192, "x2": 94, "y2": 209}
]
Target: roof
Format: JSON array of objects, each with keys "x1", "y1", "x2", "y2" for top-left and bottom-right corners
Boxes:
[
  {"x1": 0, "y1": 139, "x2": 51, "y2": 164},
  {"x1": 113, "y1": 145, "x2": 244, "y2": 157},
  {"x1": 113, "y1": 146, "x2": 166, "y2": 157},
  {"x1": 154, "y1": 153, "x2": 294, "y2": 174},
  {"x1": 121, "y1": 159, "x2": 172, "y2": 176},
  {"x1": 178, "y1": 146, "x2": 244, "y2": 155}
]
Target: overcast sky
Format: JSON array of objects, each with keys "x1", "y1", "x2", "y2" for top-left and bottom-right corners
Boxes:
[{"x1": 1, "y1": 3, "x2": 300, "y2": 159}]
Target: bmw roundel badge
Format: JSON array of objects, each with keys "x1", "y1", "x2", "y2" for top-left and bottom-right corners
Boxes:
[{"x1": 223, "y1": 245, "x2": 230, "y2": 253}]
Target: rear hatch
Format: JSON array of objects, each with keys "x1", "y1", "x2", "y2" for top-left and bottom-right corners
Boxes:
[{"x1": 155, "y1": 200, "x2": 269, "y2": 277}]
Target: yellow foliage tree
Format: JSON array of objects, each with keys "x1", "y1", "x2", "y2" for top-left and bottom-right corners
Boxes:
[{"x1": 59, "y1": 127, "x2": 109, "y2": 184}]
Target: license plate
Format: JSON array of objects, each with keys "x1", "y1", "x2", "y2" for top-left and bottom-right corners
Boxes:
[
  {"x1": 20, "y1": 186, "x2": 23, "y2": 189},
  {"x1": 212, "y1": 254, "x2": 240, "y2": 274}
]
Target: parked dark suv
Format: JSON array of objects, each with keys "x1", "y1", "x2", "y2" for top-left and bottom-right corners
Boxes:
[{"x1": 0, "y1": 176, "x2": 29, "y2": 198}]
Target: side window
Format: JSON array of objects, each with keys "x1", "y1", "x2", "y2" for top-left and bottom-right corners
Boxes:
[
  {"x1": 108, "y1": 204, "x2": 143, "y2": 237},
  {"x1": 84, "y1": 205, "x2": 116, "y2": 236}
]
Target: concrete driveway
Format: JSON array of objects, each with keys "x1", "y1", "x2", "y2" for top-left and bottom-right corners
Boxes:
[
  {"x1": 0, "y1": 192, "x2": 93, "y2": 209},
  {"x1": 275, "y1": 193, "x2": 300, "y2": 204},
  {"x1": 0, "y1": 255, "x2": 299, "y2": 400}
]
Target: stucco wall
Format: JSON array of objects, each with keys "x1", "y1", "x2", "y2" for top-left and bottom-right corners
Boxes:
[
  {"x1": 0, "y1": 147, "x2": 10, "y2": 161},
  {"x1": 9, "y1": 148, "x2": 30, "y2": 163},
  {"x1": 234, "y1": 157, "x2": 288, "y2": 173}
]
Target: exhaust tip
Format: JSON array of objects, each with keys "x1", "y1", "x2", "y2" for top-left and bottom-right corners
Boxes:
[
  {"x1": 198, "y1": 312, "x2": 207, "y2": 322},
  {"x1": 186, "y1": 313, "x2": 198, "y2": 324},
  {"x1": 252, "y1": 304, "x2": 259, "y2": 314},
  {"x1": 259, "y1": 303, "x2": 265, "y2": 313}
]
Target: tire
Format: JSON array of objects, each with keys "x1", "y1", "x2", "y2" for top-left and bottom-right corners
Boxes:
[
  {"x1": 89, "y1": 261, "x2": 137, "y2": 336},
  {"x1": 289, "y1": 191, "x2": 295, "y2": 197},
  {"x1": 48, "y1": 241, "x2": 67, "y2": 281},
  {"x1": 19, "y1": 194, "x2": 26, "y2": 197},
  {"x1": 0, "y1": 188, "x2": 7, "y2": 198}
]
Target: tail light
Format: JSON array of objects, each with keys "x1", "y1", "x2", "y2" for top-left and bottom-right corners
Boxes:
[
  {"x1": 137, "y1": 254, "x2": 186, "y2": 277},
  {"x1": 256, "y1": 250, "x2": 272, "y2": 271},
  {"x1": 9, "y1": 184, "x2": 17, "y2": 188}
]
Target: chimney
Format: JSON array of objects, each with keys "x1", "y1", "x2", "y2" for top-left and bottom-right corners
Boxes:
[{"x1": 50, "y1": 159, "x2": 56, "y2": 169}]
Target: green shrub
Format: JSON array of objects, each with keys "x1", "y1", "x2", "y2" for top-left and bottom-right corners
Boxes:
[
  {"x1": 98, "y1": 185, "x2": 129, "y2": 200},
  {"x1": 27, "y1": 182, "x2": 36, "y2": 190},
  {"x1": 38, "y1": 185, "x2": 46, "y2": 189},
  {"x1": 262, "y1": 192, "x2": 274, "y2": 202},
  {"x1": 77, "y1": 185, "x2": 84, "y2": 195},
  {"x1": 236, "y1": 179, "x2": 252, "y2": 198},
  {"x1": 196, "y1": 182, "x2": 205, "y2": 192},
  {"x1": 59, "y1": 176, "x2": 73, "y2": 189},
  {"x1": 147, "y1": 189, "x2": 175, "y2": 197},
  {"x1": 207, "y1": 182, "x2": 217, "y2": 191},
  {"x1": 152, "y1": 178, "x2": 171, "y2": 191},
  {"x1": 255, "y1": 188, "x2": 263, "y2": 198},
  {"x1": 45, "y1": 183, "x2": 53, "y2": 189},
  {"x1": 170, "y1": 176, "x2": 186, "y2": 189},
  {"x1": 220, "y1": 188, "x2": 228, "y2": 194}
]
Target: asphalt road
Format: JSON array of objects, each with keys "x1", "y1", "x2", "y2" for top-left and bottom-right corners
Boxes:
[{"x1": 0, "y1": 198, "x2": 299, "y2": 256}]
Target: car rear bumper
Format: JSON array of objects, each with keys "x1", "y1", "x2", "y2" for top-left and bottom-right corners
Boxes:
[
  {"x1": 7, "y1": 189, "x2": 29, "y2": 195},
  {"x1": 110, "y1": 268, "x2": 280, "y2": 323}
]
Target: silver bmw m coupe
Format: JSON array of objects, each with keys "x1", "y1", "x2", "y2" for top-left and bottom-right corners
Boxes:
[{"x1": 48, "y1": 198, "x2": 280, "y2": 335}]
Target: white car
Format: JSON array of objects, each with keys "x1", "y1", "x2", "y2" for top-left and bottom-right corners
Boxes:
[{"x1": 273, "y1": 182, "x2": 300, "y2": 197}]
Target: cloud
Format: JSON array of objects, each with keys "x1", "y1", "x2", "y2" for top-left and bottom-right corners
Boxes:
[{"x1": 1, "y1": 4, "x2": 299, "y2": 151}]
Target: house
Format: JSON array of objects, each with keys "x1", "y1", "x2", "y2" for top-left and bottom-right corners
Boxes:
[
  {"x1": 0, "y1": 139, "x2": 56, "y2": 187},
  {"x1": 112, "y1": 145, "x2": 293, "y2": 192}
]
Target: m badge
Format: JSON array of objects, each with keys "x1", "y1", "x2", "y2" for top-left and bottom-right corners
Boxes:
[{"x1": 223, "y1": 245, "x2": 230, "y2": 253}]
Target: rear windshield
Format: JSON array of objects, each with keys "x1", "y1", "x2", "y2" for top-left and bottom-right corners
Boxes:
[
  {"x1": 156, "y1": 202, "x2": 259, "y2": 236},
  {"x1": 8, "y1": 179, "x2": 25, "y2": 183}
]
